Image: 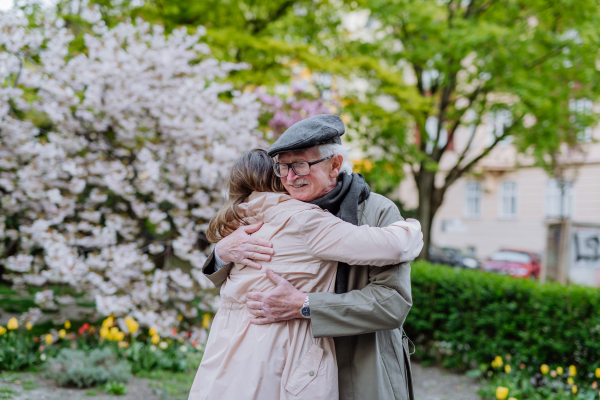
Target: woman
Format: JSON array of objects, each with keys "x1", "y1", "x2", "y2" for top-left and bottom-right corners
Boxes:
[{"x1": 189, "y1": 149, "x2": 422, "y2": 400}]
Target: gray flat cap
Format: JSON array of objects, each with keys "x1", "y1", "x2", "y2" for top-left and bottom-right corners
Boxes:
[{"x1": 267, "y1": 114, "x2": 345, "y2": 157}]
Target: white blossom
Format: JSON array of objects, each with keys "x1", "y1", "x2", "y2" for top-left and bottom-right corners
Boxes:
[{"x1": 0, "y1": 11, "x2": 264, "y2": 331}]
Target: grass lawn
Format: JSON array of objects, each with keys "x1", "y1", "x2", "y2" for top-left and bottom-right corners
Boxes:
[{"x1": 137, "y1": 369, "x2": 197, "y2": 400}]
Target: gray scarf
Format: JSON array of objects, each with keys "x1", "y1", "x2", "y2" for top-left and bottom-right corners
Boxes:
[{"x1": 310, "y1": 173, "x2": 371, "y2": 293}]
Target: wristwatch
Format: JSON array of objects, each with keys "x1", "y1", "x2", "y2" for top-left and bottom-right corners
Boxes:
[{"x1": 300, "y1": 295, "x2": 310, "y2": 318}]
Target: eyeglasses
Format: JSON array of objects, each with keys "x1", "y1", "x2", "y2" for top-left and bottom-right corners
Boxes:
[{"x1": 273, "y1": 155, "x2": 334, "y2": 178}]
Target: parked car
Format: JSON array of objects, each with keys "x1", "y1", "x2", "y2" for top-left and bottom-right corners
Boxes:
[
  {"x1": 428, "y1": 245, "x2": 480, "y2": 269},
  {"x1": 483, "y1": 249, "x2": 541, "y2": 279}
]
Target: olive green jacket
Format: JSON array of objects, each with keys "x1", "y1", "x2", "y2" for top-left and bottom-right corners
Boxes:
[{"x1": 202, "y1": 192, "x2": 414, "y2": 400}]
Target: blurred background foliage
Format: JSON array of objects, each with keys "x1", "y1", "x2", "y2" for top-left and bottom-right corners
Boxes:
[
  {"x1": 407, "y1": 261, "x2": 600, "y2": 371},
  {"x1": 12, "y1": 0, "x2": 600, "y2": 257}
]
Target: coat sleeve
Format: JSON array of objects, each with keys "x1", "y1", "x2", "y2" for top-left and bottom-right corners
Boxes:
[
  {"x1": 308, "y1": 198, "x2": 414, "y2": 338},
  {"x1": 300, "y1": 211, "x2": 423, "y2": 266},
  {"x1": 201, "y1": 250, "x2": 234, "y2": 290}
]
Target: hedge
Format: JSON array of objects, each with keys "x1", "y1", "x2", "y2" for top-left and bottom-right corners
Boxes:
[{"x1": 405, "y1": 261, "x2": 600, "y2": 371}]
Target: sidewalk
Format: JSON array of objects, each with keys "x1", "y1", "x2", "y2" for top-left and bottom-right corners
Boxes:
[{"x1": 413, "y1": 362, "x2": 481, "y2": 400}]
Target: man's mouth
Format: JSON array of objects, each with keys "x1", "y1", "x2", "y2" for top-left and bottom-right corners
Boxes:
[{"x1": 285, "y1": 179, "x2": 309, "y2": 189}]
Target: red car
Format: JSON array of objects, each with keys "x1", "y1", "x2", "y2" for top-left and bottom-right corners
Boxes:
[{"x1": 483, "y1": 249, "x2": 541, "y2": 279}]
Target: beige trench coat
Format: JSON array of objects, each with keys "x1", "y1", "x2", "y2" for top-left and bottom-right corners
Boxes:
[{"x1": 190, "y1": 192, "x2": 422, "y2": 400}]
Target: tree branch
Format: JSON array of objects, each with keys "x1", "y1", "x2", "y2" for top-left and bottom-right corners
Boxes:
[
  {"x1": 440, "y1": 85, "x2": 484, "y2": 155},
  {"x1": 442, "y1": 119, "x2": 519, "y2": 192},
  {"x1": 464, "y1": 0, "x2": 477, "y2": 18},
  {"x1": 525, "y1": 45, "x2": 567, "y2": 70},
  {"x1": 431, "y1": 72, "x2": 457, "y2": 161},
  {"x1": 250, "y1": 0, "x2": 296, "y2": 35},
  {"x1": 413, "y1": 64, "x2": 425, "y2": 96}
]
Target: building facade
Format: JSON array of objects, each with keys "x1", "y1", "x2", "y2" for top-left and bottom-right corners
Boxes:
[{"x1": 395, "y1": 122, "x2": 600, "y2": 265}]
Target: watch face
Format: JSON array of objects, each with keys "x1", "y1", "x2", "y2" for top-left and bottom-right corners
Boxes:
[{"x1": 301, "y1": 307, "x2": 311, "y2": 317}]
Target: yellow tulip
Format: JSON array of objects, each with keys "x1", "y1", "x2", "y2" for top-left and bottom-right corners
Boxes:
[
  {"x1": 64, "y1": 320, "x2": 71, "y2": 329},
  {"x1": 540, "y1": 364, "x2": 549, "y2": 374},
  {"x1": 151, "y1": 334, "x2": 160, "y2": 345},
  {"x1": 7, "y1": 317, "x2": 18, "y2": 330},
  {"x1": 496, "y1": 386, "x2": 509, "y2": 400},
  {"x1": 45, "y1": 334, "x2": 53, "y2": 344},
  {"x1": 99, "y1": 327, "x2": 109, "y2": 338},
  {"x1": 596, "y1": 368, "x2": 600, "y2": 378},
  {"x1": 568, "y1": 377, "x2": 574, "y2": 385},
  {"x1": 102, "y1": 316, "x2": 114, "y2": 328},
  {"x1": 149, "y1": 327, "x2": 157, "y2": 336},
  {"x1": 557, "y1": 366, "x2": 563, "y2": 375},
  {"x1": 59, "y1": 329, "x2": 66, "y2": 339},
  {"x1": 202, "y1": 314, "x2": 211, "y2": 329},
  {"x1": 504, "y1": 365, "x2": 511, "y2": 374},
  {"x1": 0, "y1": 326, "x2": 7, "y2": 335},
  {"x1": 124, "y1": 317, "x2": 139, "y2": 334},
  {"x1": 569, "y1": 365, "x2": 577, "y2": 376},
  {"x1": 572, "y1": 385, "x2": 577, "y2": 394},
  {"x1": 109, "y1": 327, "x2": 119, "y2": 340},
  {"x1": 26, "y1": 322, "x2": 32, "y2": 330},
  {"x1": 116, "y1": 331, "x2": 125, "y2": 341}
]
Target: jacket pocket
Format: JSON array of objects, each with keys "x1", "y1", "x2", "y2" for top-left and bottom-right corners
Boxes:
[{"x1": 284, "y1": 343, "x2": 324, "y2": 396}]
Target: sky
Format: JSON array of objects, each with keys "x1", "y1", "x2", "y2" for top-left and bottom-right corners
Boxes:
[{"x1": 0, "y1": 0, "x2": 13, "y2": 10}]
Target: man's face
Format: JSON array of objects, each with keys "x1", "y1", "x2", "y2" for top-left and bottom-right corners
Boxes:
[{"x1": 277, "y1": 147, "x2": 342, "y2": 202}]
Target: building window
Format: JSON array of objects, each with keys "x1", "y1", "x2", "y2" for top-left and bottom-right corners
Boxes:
[
  {"x1": 499, "y1": 181, "x2": 518, "y2": 219},
  {"x1": 464, "y1": 181, "x2": 482, "y2": 219},
  {"x1": 545, "y1": 179, "x2": 574, "y2": 218}
]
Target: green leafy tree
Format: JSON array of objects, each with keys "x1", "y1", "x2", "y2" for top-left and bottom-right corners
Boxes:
[{"x1": 348, "y1": 0, "x2": 600, "y2": 258}]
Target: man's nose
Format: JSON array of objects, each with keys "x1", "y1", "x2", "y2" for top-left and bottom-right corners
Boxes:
[{"x1": 286, "y1": 168, "x2": 299, "y2": 181}]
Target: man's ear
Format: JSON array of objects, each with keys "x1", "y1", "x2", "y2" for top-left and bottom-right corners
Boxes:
[{"x1": 330, "y1": 155, "x2": 343, "y2": 177}]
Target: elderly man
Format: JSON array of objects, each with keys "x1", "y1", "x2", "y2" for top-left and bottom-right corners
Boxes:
[{"x1": 202, "y1": 114, "x2": 414, "y2": 400}]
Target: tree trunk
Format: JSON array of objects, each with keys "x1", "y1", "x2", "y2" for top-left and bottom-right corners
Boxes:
[
  {"x1": 416, "y1": 169, "x2": 434, "y2": 260},
  {"x1": 415, "y1": 169, "x2": 445, "y2": 261}
]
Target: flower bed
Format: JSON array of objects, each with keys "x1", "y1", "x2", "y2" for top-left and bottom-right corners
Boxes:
[
  {"x1": 478, "y1": 356, "x2": 600, "y2": 399},
  {"x1": 0, "y1": 314, "x2": 208, "y2": 377}
]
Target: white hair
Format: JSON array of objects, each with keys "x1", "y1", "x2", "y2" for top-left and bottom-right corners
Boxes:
[
  {"x1": 273, "y1": 143, "x2": 353, "y2": 175},
  {"x1": 316, "y1": 143, "x2": 353, "y2": 175}
]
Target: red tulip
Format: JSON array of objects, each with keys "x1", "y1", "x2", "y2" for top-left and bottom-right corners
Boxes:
[{"x1": 78, "y1": 323, "x2": 90, "y2": 335}]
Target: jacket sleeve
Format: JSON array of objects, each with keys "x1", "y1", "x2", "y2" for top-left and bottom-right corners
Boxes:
[
  {"x1": 308, "y1": 199, "x2": 414, "y2": 338},
  {"x1": 300, "y1": 211, "x2": 423, "y2": 266},
  {"x1": 201, "y1": 250, "x2": 234, "y2": 290}
]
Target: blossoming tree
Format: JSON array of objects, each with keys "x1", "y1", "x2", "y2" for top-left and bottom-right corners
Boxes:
[{"x1": 0, "y1": 9, "x2": 264, "y2": 334}]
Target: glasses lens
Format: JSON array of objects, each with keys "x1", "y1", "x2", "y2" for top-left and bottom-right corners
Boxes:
[
  {"x1": 274, "y1": 164, "x2": 288, "y2": 177},
  {"x1": 292, "y1": 162, "x2": 310, "y2": 176}
]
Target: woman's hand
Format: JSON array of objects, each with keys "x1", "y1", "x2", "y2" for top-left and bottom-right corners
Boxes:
[{"x1": 215, "y1": 222, "x2": 274, "y2": 270}]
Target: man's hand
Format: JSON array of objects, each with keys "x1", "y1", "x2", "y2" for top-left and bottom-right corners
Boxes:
[
  {"x1": 215, "y1": 222, "x2": 274, "y2": 270},
  {"x1": 246, "y1": 268, "x2": 307, "y2": 325}
]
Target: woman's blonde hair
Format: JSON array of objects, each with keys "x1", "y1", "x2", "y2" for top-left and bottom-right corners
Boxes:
[{"x1": 206, "y1": 149, "x2": 286, "y2": 243}]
